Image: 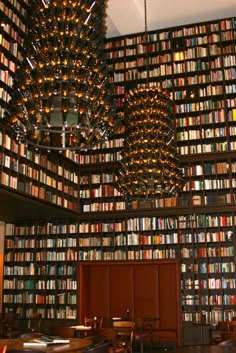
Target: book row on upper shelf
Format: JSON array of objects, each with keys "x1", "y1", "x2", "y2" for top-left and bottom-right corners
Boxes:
[
  {"x1": 182, "y1": 309, "x2": 236, "y2": 324},
  {"x1": 4, "y1": 213, "x2": 236, "y2": 235},
  {"x1": 5, "y1": 213, "x2": 236, "y2": 234},
  {"x1": 80, "y1": 195, "x2": 236, "y2": 212},
  {"x1": 181, "y1": 277, "x2": 236, "y2": 290},
  {"x1": 176, "y1": 109, "x2": 235, "y2": 127},
  {"x1": 0, "y1": 5, "x2": 28, "y2": 37},
  {"x1": 181, "y1": 261, "x2": 235, "y2": 275},
  {"x1": 107, "y1": 45, "x2": 235, "y2": 69},
  {"x1": 3, "y1": 278, "x2": 77, "y2": 292},
  {"x1": 105, "y1": 18, "x2": 235, "y2": 50},
  {"x1": 111, "y1": 51, "x2": 235, "y2": 74},
  {"x1": 76, "y1": 248, "x2": 235, "y2": 262},
  {"x1": 111, "y1": 63, "x2": 235, "y2": 85},
  {"x1": 174, "y1": 83, "x2": 236, "y2": 100},
  {"x1": 4, "y1": 231, "x2": 233, "y2": 250},
  {"x1": 2, "y1": 300, "x2": 77, "y2": 319},
  {"x1": 182, "y1": 294, "x2": 236, "y2": 307}
]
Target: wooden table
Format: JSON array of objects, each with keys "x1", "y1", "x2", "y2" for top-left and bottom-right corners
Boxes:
[{"x1": 0, "y1": 338, "x2": 92, "y2": 353}]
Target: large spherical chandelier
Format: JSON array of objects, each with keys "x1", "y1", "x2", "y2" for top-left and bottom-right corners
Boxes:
[{"x1": 5, "y1": 0, "x2": 116, "y2": 151}]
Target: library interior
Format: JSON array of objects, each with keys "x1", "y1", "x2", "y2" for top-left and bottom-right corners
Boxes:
[{"x1": 0, "y1": 0, "x2": 236, "y2": 352}]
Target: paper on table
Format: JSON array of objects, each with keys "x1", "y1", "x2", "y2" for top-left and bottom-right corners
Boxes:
[{"x1": 23, "y1": 337, "x2": 70, "y2": 347}]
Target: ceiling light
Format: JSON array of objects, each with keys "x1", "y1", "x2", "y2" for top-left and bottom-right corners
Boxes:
[
  {"x1": 5, "y1": 0, "x2": 116, "y2": 151},
  {"x1": 116, "y1": 0, "x2": 185, "y2": 199}
]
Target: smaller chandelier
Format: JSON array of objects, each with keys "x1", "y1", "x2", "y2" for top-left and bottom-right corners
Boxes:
[
  {"x1": 116, "y1": 85, "x2": 184, "y2": 199},
  {"x1": 5, "y1": 0, "x2": 116, "y2": 151},
  {"x1": 115, "y1": 0, "x2": 184, "y2": 199}
]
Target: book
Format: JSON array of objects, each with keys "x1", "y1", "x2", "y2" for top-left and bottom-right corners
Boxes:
[{"x1": 23, "y1": 335, "x2": 70, "y2": 347}]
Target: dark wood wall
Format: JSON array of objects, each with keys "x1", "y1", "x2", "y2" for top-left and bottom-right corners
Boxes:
[{"x1": 79, "y1": 260, "x2": 180, "y2": 345}]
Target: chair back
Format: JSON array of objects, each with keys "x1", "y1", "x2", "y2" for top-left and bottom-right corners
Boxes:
[
  {"x1": 113, "y1": 321, "x2": 135, "y2": 329},
  {"x1": 112, "y1": 321, "x2": 135, "y2": 353},
  {"x1": 227, "y1": 321, "x2": 236, "y2": 331},
  {"x1": 27, "y1": 312, "x2": 42, "y2": 332},
  {"x1": 85, "y1": 317, "x2": 103, "y2": 328},
  {"x1": 221, "y1": 332, "x2": 236, "y2": 341}
]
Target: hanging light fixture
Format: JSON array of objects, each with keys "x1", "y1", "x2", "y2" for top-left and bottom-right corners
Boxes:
[
  {"x1": 116, "y1": 0, "x2": 184, "y2": 199},
  {"x1": 4, "y1": 0, "x2": 116, "y2": 151}
]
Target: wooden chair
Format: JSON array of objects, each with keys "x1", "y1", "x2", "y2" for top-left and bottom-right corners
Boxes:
[
  {"x1": 227, "y1": 321, "x2": 236, "y2": 331},
  {"x1": 3, "y1": 311, "x2": 22, "y2": 338},
  {"x1": 113, "y1": 321, "x2": 135, "y2": 353},
  {"x1": 212, "y1": 320, "x2": 228, "y2": 344},
  {"x1": 92, "y1": 328, "x2": 125, "y2": 353},
  {"x1": 85, "y1": 317, "x2": 103, "y2": 328},
  {"x1": 221, "y1": 331, "x2": 236, "y2": 341},
  {"x1": 27, "y1": 312, "x2": 42, "y2": 332}
]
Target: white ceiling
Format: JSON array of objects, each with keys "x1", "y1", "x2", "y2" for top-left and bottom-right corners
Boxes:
[{"x1": 106, "y1": 0, "x2": 236, "y2": 38}]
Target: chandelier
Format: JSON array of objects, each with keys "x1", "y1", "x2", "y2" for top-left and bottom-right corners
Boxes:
[
  {"x1": 116, "y1": 0, "x2": 184, "y2": 199},
  {"x1": 5, "y1": 0, "x2": 116, "y2": 151}
]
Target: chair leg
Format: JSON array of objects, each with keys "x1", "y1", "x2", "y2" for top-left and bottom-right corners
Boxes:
[{"x1": 140, "y1": 338, "x2": 144, "y2": 353}]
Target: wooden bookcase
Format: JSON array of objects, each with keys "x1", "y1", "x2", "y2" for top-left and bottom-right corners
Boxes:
[
  {"x1": 0, "y1": 3, "x2": 236, "y2": 345},
  {"x1": 0, "y1": 124, "x2": 80, "y2": 212},
  {"x1": 0, "y1": 0, "x2": 28, "y2": 119},
  {"x1": 4, "y1": 221, "x2": 78, "y2": 321}
]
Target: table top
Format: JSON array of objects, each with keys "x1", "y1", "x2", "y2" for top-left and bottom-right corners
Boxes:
[
  {"x1": 0, "y1": 338, "x2": 92, "y2": 353},
  {"x1": 70, "y1": 326, "x2": 92, "y2": 331}
]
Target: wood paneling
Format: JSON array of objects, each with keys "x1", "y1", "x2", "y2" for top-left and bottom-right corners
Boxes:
[
  {"x1": 158, "y1": 262, "x2": 178, "y2": 329},
  {"x1": 109, "y1": 264, "x2": 133, "y2": 317},
  {"x1": 89, "y1": 265, "x2": 110, "y2": 317},
  {"x1": 79, "y1": 261, "x2": 179, "y2": 344},
  {"x1": 133, "y1": 264, "x2": 159, "y2": 319}
]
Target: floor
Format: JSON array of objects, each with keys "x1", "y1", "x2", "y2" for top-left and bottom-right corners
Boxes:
[{"x1": 133, "y1": 341, "x2": 175, "y2": 353}]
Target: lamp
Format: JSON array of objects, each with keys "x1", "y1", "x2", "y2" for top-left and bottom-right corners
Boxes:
[
  {"x1": 116, "y1": 0, "x2": 184, "y2": 199},
  {"x1": 5, "y1": 0, "x2": 116, "y2": 151}
]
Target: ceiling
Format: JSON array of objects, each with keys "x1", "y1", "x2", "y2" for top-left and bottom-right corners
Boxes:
[{"x1": 106, "y1": 0, "x2": 236, "y2": 38}]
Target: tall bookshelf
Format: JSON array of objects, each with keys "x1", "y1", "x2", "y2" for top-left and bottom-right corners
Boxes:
[
  {"x1": 0, "y1": 124, "x2": 80, "y2": 213},
  {"x1": 0, "y1": 7, "x2": 236, "y2": 344},
  {"x1": 4, "y1": 221, "x2": 77, "y2": 321},
  {"x1": 0, "y1": 0, "x2": 28, "y2": 119}
]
